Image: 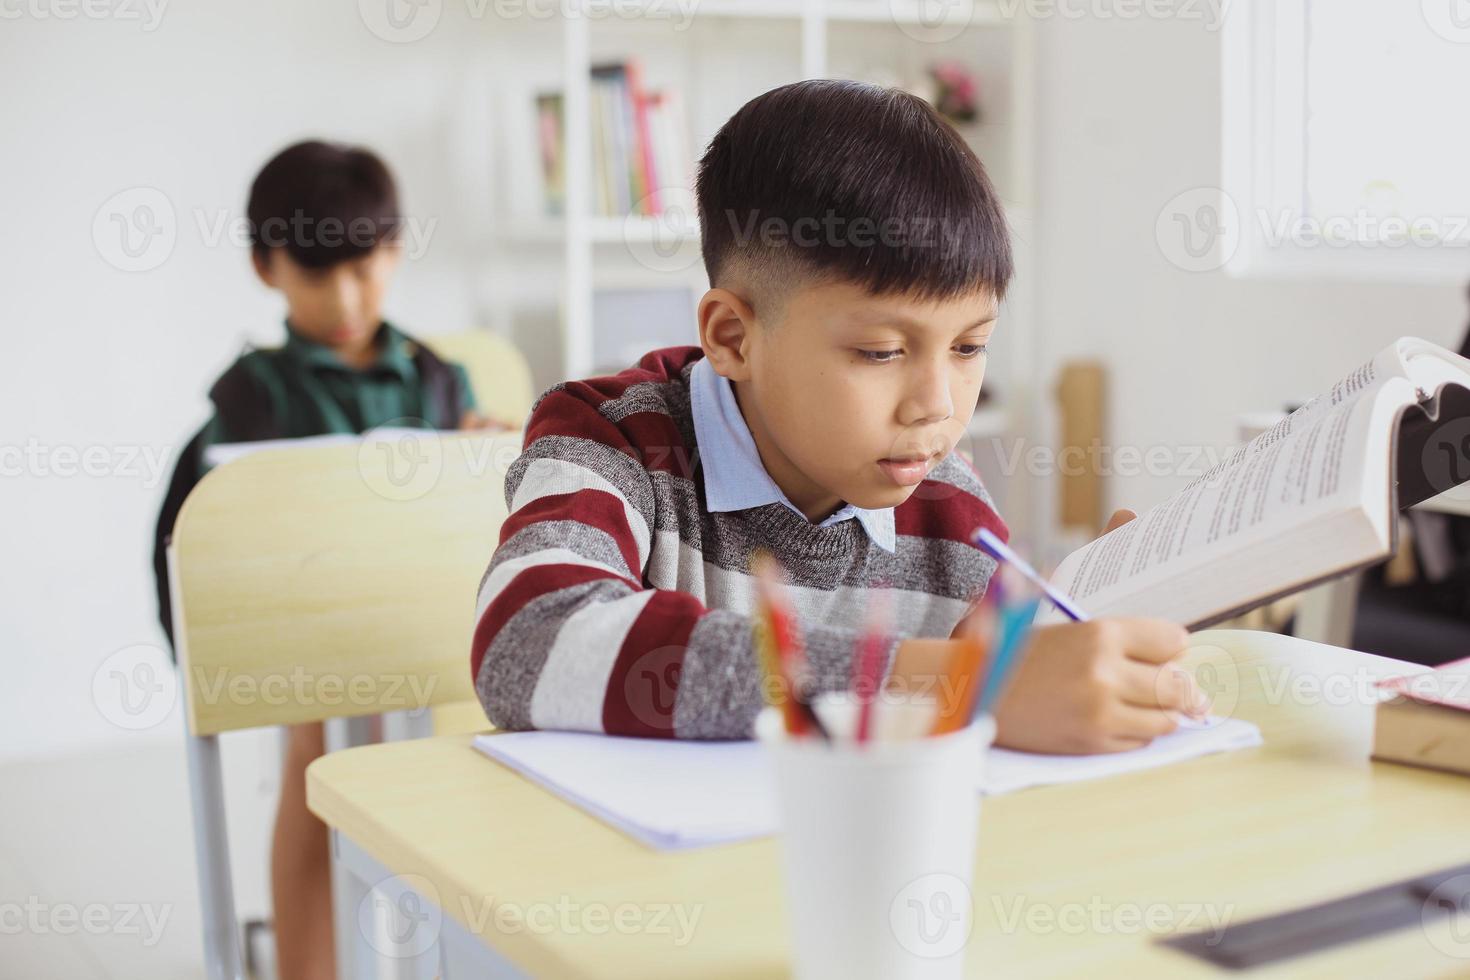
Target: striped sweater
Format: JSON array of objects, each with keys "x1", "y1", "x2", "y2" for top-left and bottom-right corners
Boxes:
[{"x1": 471, "y1": 346, "x2": 1007, "y2": 739}]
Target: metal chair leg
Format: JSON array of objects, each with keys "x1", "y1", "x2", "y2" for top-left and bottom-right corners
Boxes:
[{"x1": 186, "y1": 727, "x2": 247, "y2": 980}]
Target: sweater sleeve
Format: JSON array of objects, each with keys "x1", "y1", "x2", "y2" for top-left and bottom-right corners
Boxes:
[{"x1": 469, "y1": 383, "x2": 895, "y2": 740}]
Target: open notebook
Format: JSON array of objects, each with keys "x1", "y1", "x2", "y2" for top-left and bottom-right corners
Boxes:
[{"x1": 473, "y1": 719, "x2": 1262, "y2": 851}]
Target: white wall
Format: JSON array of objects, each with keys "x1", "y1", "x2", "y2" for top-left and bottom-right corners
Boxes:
[
  {"x1": 5, "y1": 4, "x2": 1467, "y2": 762},
  {"x1": 1030, "y1": 11, "x2": 1466, "y2": 534}
]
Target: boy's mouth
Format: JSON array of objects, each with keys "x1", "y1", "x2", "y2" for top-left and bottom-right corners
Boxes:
[
  {"x1": 877, "y1": 452, "x2": 938, "y2": 487},
  {"x1": 327, "y1": 323, "x2": 369, "y2": 345}
]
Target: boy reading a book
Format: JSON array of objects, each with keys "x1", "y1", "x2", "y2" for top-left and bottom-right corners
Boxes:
[
  {"x1": 152, "y1": 140, "x2": 506, "y2": 980},
  {"x1": 471, "y1": 80, "x2": 1206, "y2": 752}
]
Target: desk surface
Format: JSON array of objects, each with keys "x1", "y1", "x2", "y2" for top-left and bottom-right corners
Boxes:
[{"x1": 307, "y1": 630, "x2": 1470, "y2": 979}]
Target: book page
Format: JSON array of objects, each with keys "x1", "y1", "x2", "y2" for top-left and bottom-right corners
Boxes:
[
  {"x1": 1381, "y1": 656, "x2": 1470, "y2": 712},
  {"x1": 1234, "y1": 342, "x2": 1404, "y2": 460},
  {"x1": 1042, "y1": 347, "x2": 1414, "y2": 625}
]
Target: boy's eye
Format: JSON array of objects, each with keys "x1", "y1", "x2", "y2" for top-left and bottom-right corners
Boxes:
[
  {"x1": 858, "y1": 349, "x2": 903, "y2": 364},
  {"x1": 955, "y1": 343, "x2": 989, "y2": 359}
]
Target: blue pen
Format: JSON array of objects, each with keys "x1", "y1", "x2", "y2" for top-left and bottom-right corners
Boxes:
[
  {"x1": 973, "y1": 528, "x2": 1091, "y2": 623},
  {"x1": 975, "y1": 596, "x2": 1042, "y2": 718}
]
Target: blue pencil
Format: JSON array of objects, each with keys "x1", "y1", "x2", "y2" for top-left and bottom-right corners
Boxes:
[{"x1": 975, "y1": 596, "x2": 1042, "y2": 718}]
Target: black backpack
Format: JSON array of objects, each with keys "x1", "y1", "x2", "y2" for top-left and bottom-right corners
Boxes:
[{"x1": 151, "y1": 334, "x2": 466, "y2": 651}]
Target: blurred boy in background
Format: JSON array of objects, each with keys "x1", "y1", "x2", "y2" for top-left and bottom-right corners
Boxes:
[{"x1": 153, "y1": 140, "x2": 505, "y2": 980}]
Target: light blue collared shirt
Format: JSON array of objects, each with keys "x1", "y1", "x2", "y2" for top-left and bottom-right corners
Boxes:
[{"x1": 688, "y1": 356, "x2": 897, "y2": 553}]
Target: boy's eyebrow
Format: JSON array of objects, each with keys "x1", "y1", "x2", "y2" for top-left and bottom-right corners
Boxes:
[{"x1": 840, "y1": 310, "x2": 998, "y2": 334}]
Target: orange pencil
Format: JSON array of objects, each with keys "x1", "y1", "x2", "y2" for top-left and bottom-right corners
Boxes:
[{"x1": 931, "y1": 603, "x2": 996, "y2": 735}]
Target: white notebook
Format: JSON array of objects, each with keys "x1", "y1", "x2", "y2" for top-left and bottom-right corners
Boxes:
[
  {"x1": 473, "y1": 718, "x2": 1262, "y2": 851},
  {"x1": 203, "y1": 428, "x2": 427, "y2": 468}
]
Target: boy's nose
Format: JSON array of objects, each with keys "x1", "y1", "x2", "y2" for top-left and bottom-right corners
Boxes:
[
  {"x1": 898, "y1": 361, "x2": 956, "y2": 425},
  {"x1": 329, "y1": 273, "x2": 363, "y2": 317}
]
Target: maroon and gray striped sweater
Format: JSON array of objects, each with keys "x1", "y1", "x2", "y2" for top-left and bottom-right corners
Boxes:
[{"x1": 471, "y1": 346, "x2": 1007, "y2": 739}]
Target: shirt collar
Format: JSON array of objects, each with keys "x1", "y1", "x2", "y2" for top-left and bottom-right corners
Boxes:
[
  {"x1": 689, "y1": 356, "x2": 897, "y2": 553},
  {"x1": 281, "y1": 320, "x2": 416, "y2": 381}
]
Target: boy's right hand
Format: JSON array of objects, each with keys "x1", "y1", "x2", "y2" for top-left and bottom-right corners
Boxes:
[{"x1": 988, "y1": 618, "x2": 1207, "y2": 755}]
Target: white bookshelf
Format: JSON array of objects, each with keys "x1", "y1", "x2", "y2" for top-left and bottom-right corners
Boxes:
[{"x1": 475, "y1": 0, "x2": 1039, "y2": 541}]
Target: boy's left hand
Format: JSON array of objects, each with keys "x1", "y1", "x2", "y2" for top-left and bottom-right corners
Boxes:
[{"x1": 458, "y1": 410, "x2": 515, "y2": 432}]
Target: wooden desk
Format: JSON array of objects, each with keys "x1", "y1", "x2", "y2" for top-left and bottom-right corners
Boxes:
[{"x1": 307, "y1": 630, "x2": 1470, "y2": 979}]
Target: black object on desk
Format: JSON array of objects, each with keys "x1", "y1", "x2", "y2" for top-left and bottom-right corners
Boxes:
[{"x1": 1160, "y1": 863, "x2": 1470, "y2": 970}]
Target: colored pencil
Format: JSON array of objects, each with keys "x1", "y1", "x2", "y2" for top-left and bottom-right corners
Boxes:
[
  {"x1": 972, "y1": 528, "x2": 1090, "y2": 622},
  {"x1": 931, "y1": 599, "x2": 995, "y2": 735},
  {"x1": 974, "y1": 596, "x2": 1042, "y2": 719},
  {"x1": 752, "y1": 552, "x2": 829, "y2": 740},
  {"x1": 852, "y1": 595, "x2": 891, "y2": 745}
]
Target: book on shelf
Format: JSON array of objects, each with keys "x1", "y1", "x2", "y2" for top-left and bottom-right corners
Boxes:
[
  {"x1": 1038, "y1": 337, "x2": 1470, "y2": 629},
  {"x1": 535, "y1": 59, "x2": 693, "y2": 221},
  {"x1": 534, "y1": 92, "x2": 564, "y2": 217}
]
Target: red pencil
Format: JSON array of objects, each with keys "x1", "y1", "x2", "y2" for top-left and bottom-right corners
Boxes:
[{"x1": 852, "y1": 596, "x2": 890, "y2": 745}]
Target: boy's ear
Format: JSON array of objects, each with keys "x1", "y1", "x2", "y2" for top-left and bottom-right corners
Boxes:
[
  {"x1": 251, "y1": 249, "x2": 277, "y2": 289},
  {"x1": 698, "y1": 287, "x2": 758, "y2": 382}
]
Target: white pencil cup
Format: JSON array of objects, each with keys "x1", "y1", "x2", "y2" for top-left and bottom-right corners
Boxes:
[{"x1": 757, "y1": 702, "x2": 996, "y2": 980}]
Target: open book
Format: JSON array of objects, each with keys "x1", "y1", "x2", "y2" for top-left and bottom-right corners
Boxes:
[{"x1": 1041, "y1": 337, "x2": 1470, "y2": 629}]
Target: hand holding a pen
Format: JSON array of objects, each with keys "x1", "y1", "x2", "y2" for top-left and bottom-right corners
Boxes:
[
  {"x1": 762, "y1": 508, "x2": 1207, "y2": 753},
  {"x1": 958, "y1": 507, "x2": 1208, "y2": 755},
  {"x1": 980, "y1": 618, "x2": 1209, "y2": 755}
]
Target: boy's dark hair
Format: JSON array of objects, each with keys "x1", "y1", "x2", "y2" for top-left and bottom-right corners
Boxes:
[
  {"x1": 247, "y1": 140, "x2": 401, "y2": 269},
  {"x1": 696, "y1": 79, "x2": 1012, "y2": 308}
]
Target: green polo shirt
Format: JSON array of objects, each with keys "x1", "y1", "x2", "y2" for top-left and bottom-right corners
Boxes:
[{"x1": 198, "y1": 320, "x2": 476, "y2": 465}]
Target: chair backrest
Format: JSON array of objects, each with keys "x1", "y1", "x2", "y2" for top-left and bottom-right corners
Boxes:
[
  {"x1": 423, "y1": 330, "x2": 537, "y2": 427},
  {"x1": 169, "y1": 430, "x2": 521, "y2": 735}
]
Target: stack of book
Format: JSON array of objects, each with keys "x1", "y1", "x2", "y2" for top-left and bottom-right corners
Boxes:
[{"x1": 536, "y1": 60, "x2": 693, "y2": 220}]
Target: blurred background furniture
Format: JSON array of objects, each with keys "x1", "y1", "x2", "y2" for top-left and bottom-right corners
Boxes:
[
  {"x1": 426, "y1": 330, "x2": 536, "y2": 427},
  {"x1": 168, "y1": 431, "x2": 519, "y2": 978}
]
